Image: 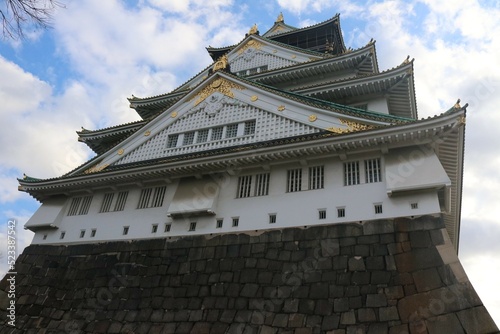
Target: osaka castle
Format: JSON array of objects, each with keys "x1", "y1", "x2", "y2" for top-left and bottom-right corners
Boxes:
[{"x1": 19, "y1": 13, "x2": 465, "y2": 250}]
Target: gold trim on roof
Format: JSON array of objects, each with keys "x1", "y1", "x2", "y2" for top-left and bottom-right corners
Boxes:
[
  {"x1": 276, "y1": 12, "x2": 284, "y2": 23},
  {"x1": 326, "y1": 119, "x2": 375, "y2": 134},
  {"x1": 192, "y1": 78, "x2": 245, "y2": 106},
  {"x1": 213, "y1": 54, "x2": 229, "y2": 72},
  {"x1": 238, "y1": 39, "x2": 263, "y2": 55},
  {"x1": 248, "y1": 24, "x2": 258, "y2": 35},
  {"x1": 84, "y1": 163, "x2": 109, "y2": 174}
]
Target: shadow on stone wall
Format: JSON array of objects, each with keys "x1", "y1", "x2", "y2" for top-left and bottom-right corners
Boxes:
[{"x1": 0, "y1": 216, "x2": 498, "y2": 333}]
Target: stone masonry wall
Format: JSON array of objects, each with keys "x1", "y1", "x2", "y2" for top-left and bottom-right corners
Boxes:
[{"x1": 0, "y1": 216, "x2": 498, "y2": 333}]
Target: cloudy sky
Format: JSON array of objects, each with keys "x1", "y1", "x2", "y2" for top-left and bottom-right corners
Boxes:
[{"x1": 0, "y1": 0, "x2": 499, "y2": 325}]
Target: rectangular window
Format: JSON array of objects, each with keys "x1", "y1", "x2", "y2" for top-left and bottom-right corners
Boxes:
[
  {"x1": 100, "y1": 193, "x2": 114, "y2": 213},
  {"x1": 67, "y1": 197, "x2": 81, "y2": 216},
  {"x1": 287, "y1": 168, "x2": 302, "y2": 192},
  {"x1": 260, "y1": 65, "x2": 268, "y2": 72},
  {"x1": 226, "y1": 124, "x2": 238, "y2": 138},
  {"x1": 151, "y1": 224, "x2": 158, "y2": 233},
  {"x1": 344, "y1": 161, "x2": 360, "y2": 186},
  {"x1": 123, "y1": 226, "x2": 129, "y2": 235},
  {"x1": 183, "y1": 131, "x2": 195, "y2": 145},
  {"x1": 91, "y1": 229, "x2": 96, "y2": 237},
  {"x1": 164, "y1": 223, "x2": 171, "y2": 232},
  {"x1": 318, "y1": 210, "x2": 326, "y2": 220},
  {"x1": 365, "y1": 158, "x2": 381, "y2": 183},
  {"x1": 79, "y1": 196, "x2": 93, "y2": 215},
  {"x1": 216, "y1": 219, "x2": 223, "y2": 228},
  {"x1": 254, "y1": 173, "x2": 270, "y2": 196},
  {"x1": 137, "y1": 188, "x2": 152, "y2": 209},
  {"x1": 43, "y1": 234, "x2": 47, "y2": 240},
  {"x1": 269, "y1": 214, "x2": 277, "y2": 224},
  {"x1": 374, "y1": 204, "x2": 383, "y2": 214},
  {"x1": 249, "y1": 67, "x2": 258, "y2": 74},
  {"x1": 244, "y1": 120, "x2": 256, "y2": 135},
  {"x1": 114, "y1": 191, "x2": 128, "y2": 211},
  {"x1": 337, "y1": 207, "x2": 346, "y2": 218},
  {"x1": 237, "y1": 175, "x2": 252, "y2": 198},
  {"x1": 411, "y1": 202, "x2": 419, "y2": 210},
  {"x1": 60, "y1": 231, "x2": 66, "y2": 239},
  {"x1": 166, "y1": 134, "x2": 179, "y2": 148},
  {"x1": 232, "y1": 217, "x2": 239, "y2": 227},
  {"x1": 80, "y1": 230, "x2": 86, "y2": 238},
  {"x1": 189, "y1": 222, "x2": 197, "y2": 231},
  {"x1": 197, "y1": 129, "x2": 209, "y2": 143},
  {"x1": 137, "y1": 186, "x2": 166, "y2": 209},
  {"x1": 211, "y1": 126, "x2": 223, "y2": 141},
  {"x1": 309, "y1": 166, "x2": 324, "y2": 190}
]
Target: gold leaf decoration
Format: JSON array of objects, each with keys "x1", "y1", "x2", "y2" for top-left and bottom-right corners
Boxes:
[
  {"x1": 250, "y1": 95, "x2": 259, "y2": 102},
  {"x1": 144, "y1": 130, "x2": 151, "y2": 136},
  {"x1": 192, "y1": 78, "x2": 245, "y2": 106},
  {"x1": 238, "y1": 40, "x2": 263, "y2": 55},
  {"x1": 326, "y1": 119, "x2": 375, "y2": 133},
  {"x1": 171, "y1": 111, "x2": 178, "y2": 118},
  {"x1": 84, "y1": 163, "x2": 109, "y2": 174},
  {"x1": 309, "y1": 114, "x2": 317, "y2": 122},
  {"x1": 277, "y1": 105, "x2": 285, "y2": 111},
  {"x1": 117, "y1": 148, "x2": 124, "y2": 155}
]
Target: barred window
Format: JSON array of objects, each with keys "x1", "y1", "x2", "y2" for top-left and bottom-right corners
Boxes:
[
  {"x1": 151, "y1": 224, "x2": 158, "y2": 233},
  {"x1": 237, "y1": 175, "x2": 252, "y2": 198},
  {"x1": 344, "y1": 161, "x2": 360, "y2": 186},
  {"x1": 226, "y1": 124, "x2": 238, "y2": 138},
  {"x1": 309, "y1": 166, "x2": 324, "y2": 190},
  {"x1": 99, "y1": 193, "x2": 114, "y2": 213},
  {"x1": 211, "y1": 126, "x2": 223, "y2": 141},
  {"x1": 374, "y1": 204, "x2": 383, "y2": 214},
  {"x1": 114, "y1": 191, "x2": 128, "y2": 211},
  {"x1": 365, "y1": 158, "x2": 381, "y2": 183},
  {"x1": 244, "y1": 120, "x2": 256, "y2": 135},
  {"x1": 197, "y1": 129, "x2": 209, "y2": 143},
  {"x1": 216, "y1": 219, "x2": 223, "y2": 228},
  {"x1": 189, "y1": 222, "x2": 197, "y2": 231},
  {"x1": 68, "y1": 196, "x2": 93, "y2": 216},
  {"x1": 122, "y1": 226, "x2": 129, "y2": 235},
  {"x1": 337, "y1": 207, "x2": 346, "y2": 218},
  {"x1": 269, "y1": 214, "x2": 277, "y2": 224},
  {"x1": 90, "y1": 229, "x2": 97, "y2": 237},
  {"x1": 137, "y1": 186, "x2": 166, "y2": 209},
  {"x1": 287, "y1": 168, "x2": 302, "y2": 192},
  {"x1": 183, "y1": 131, "x2": 195, "y2": 145},
  {"x1": 318, "y1": 210, "x2": 326, "y2": 220},
  {"x1": 232, "y1": 217, "x2": 239, "y2": 227},
  {"x1": 164, "y1": 223, "x2": 171, "y2": 232},
  {"x1": 166, "y1": 134, "x2": 178, "y2": 148},
  {"x1": 254, "y1": 173, "x2": 270, "y2": 196},
  {"x1": 79, "y1": 230, "x2": 86, "y2": 238},
  {"x1": 60, "y1": 231, "x2": 66, "y2": 239}
]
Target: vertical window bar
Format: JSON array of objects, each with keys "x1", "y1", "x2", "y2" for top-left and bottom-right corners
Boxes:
[
  {"x1": 78, "y1": 196, "x2": 93, "y2": 215},
  {"x1": 68, "y1": 197, "x2": 81, "y2": 216},
  {"x1": 113, "y1": 191, "x2": 129, "y2": 211},
  {"x1": 100, "y1": 193, "x2": 114, "y2": 213},
  {"x1": 138, "y1": 188, "x2": 152, "y2": 209}
]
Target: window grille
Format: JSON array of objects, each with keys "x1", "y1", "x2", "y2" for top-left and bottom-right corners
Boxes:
[
  {"x1": 68, "y1": 196, "x2": 93, "y2": 216},
  {"x1": 211, "y1": 126, "x2": 223, "y2": 140},
  {"x1": 79, "y1": 196, "x2": 93, "y2": 215},
  {"x1": 79, "y1": 230, "x2": 86, "y2": 238},
  {"x1": 374, "y1": 204, "x2": 383, "y2": 214},
  {"x1": 197, "y1": 129, "x2": 209, "y2": 143},
  {"x1": 60, "y1": 231, "x2": 65, "y2": 239},
  {"x1": 269, "y1": 214, "x2": 277, "y2": 224},
  {"x1": 189, "y1": 222, "x2": 197, "y2": 231},
  {"x1": 166, "y1": 134, "x2": 178, "y2": 148},
  {"x1": 114, "y1": 191, "x2": 128, "y2": 211},
  {"x1": 137, "y1": 188, "x2": 152, "y2": 209},
  {"x1": 67, "y1": 197, "x2": 81, "y2": 216},
  {"x1": 244, "y1": 120, "x2": 256, "y2": 135},
  {"x1": 287, "y1": 168, "x2": 302, "y2": 192},
  {"x1": 411, "y1": 202, "x2": 419, "y2": 210},
  {"x1": 232, "y1": 217, "x2": 239, "y2": 227},
  {"x1": 137, "y1": 186, "x2": 166, "y2": 209},
  {"x1": 337, "y1": 208, "x2": 346, "y2": 218},
  {"x1": 164, "y1": 223, "x2": 171, "y2": 232},
  {"x1": 151, "y1": 224, "x2": 158, "y2": 233},
  {"x1": 216, "y1": 219, "x2": 223, "y2": 228},
  {"x1": 254, "y1": 173, "x2": 270, "y2": 196},
  {"x1": 99, "y1": 193, "x2": 114, "y2": 213},
  {"x1": 226, "y1": 124, "x2": 238, "y2": 138},
  {"x1": 151, "y1": 186, "x2": 166, "y2": 207},
  {"x1": 237, "y1": 175, "x2": 252, "y2": 198},
  {"x1": 183, "y1": 131, "x2": 195, "y2": 145},
  {"x1": 91, "y1": 229, "x2": 96, "y2": 237},
  {"x1": 123, "y1": 226, "x2": 129, "y2": 235},
  {"x1": 365, "y1": 158, "x2": 381, "y2": 183},
  {"x1": 318, "y1": 210, "x2": 326, "y2": 220},
  {"x1": 309, "y1": 166, "x2": 324, "y2": 190},
  {"x1": 344, "y1": 161, "x2": 360, "y2": 186}
]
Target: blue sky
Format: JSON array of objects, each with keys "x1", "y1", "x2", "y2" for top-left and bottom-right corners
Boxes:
[{"x1": 1, "y1": 0, "x2": 499, "y2": 326}]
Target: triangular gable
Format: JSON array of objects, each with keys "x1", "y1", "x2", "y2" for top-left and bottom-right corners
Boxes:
[
  {"x1": 72, "y1": 72, "x2": 385, "y2": 175},
  {"x1": 227, "y1": 35, "x2": 323, "y2": 76},
  {"x1": 263, "y1": 22, "x2": 297, "y2": 37}
]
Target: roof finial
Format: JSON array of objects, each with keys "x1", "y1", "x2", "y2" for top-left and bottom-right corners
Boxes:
[
  {"x1": 249, "y1": 23, "x2": 258, "y2": 35},
  {"x1": 454, "y1": 99, "x2": 461, "y2": 109},
  {"x1": 403, "y1": 55, "x2": 410, "y2": 64},
  {"x1": 213, "y1": 54, "x2": 229, "y2": 72},
  {"x1": 276, "y1": 12, "x2": 284, "y2": 23}
]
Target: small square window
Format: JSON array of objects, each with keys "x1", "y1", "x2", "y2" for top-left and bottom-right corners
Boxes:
[
  {"x1": 232, "y1": 217, "x2": 239, "y2": 227},
  {"x1": 318, "y1": 210, "x2": 326, "y2": 220},
  {"x1": 374, "y1": 204, "x2": 383, "y2": 214},
  {"x1": 60, "y1": 231, "x2": 66, "y2": 240},
  {"x1": 43, "y1": 234, "x2": 47, "y2": 240},
  {"x1": 337, "y1": 208, "x2": 345, "y2": 218},
  {"x1": 91, "y1": 229, "x2": 96, "y2": 237},
  {"x1": 269, "y1": 214, "x2": 277, "y2": 224},
  {"x1": 216, "y1": 219, "x2": 223, "y2": 228},
  {"x1": 189, "y1": 222, "x2": 197, "y2": 231},
  {"x1": 183, "y1": 132, "x2": 195, "y2": 145},
  {"x1": 226, "y1": 124, "x2": 238, "y2": 138},
  {"x1": 164, "y1": 223, "x2": 171, "y2": 232},
  {"x1": 166, "y1": 134, "x2": 179, "y2": 148},
  {"x1": 123, "y1": 226, "x2": 129, "y2": 235},
  {"x1": 211, "y1": 127, "x2": 223, "y2": 141},
  {"x1": 411, "y1": 202, "x2": 419, "y2": 210},
  {"x1": 151, "y1": 224, "x2": 158, "y2": 233},
  {"x1": 80, "y1": 230, "x2": 86, "y2": 238}
]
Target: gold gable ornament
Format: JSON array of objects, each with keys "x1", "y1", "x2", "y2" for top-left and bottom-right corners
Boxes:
[
  {"x1": 248, "y1": 24, "x2": 259, "y2": 35},
  {"x1": 326, "y1": 119, "x2": 375, "y2": 134},
  {"x1": 276, "y1": 12, "x2": 284, "y2": 23},
  {"x1": 213, "y1": 54, "x2": 229, "y2": 72},
  {"x1": 192, "y1": 78, "x2": 245, "y2": 106}
]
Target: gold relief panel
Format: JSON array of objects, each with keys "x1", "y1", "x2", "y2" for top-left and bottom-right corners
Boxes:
[
  {"x1": 171, "y1": 111, "x2": 178, "y2": 118},
  {"x1": 238, "y1": 40, "x2": 263, "y2": 55},
  {"x1": 250, "y1": 95, "x2": 259, "y2": 102},
  {"x1": 144, "y1": 130, "x2": 151, "y2": 136},
  {"x1": 277, "y1": 105, "x2": 285, "y2": 111},
  {"x1": 192, "y1": 78, "x2": 245, "y2": 106},
  {"x1": 308, "y1": 114, "x2": 317, "y2": 122},
  {"x1": 84, "y1": 163, "x2": 109, "y2": 174},
  {"x1": 326, "y1": 119, "x2": 375, "y2": 134},
  {"x1": 117, "y1": 148, "x2": 125, "y2": 155}
]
